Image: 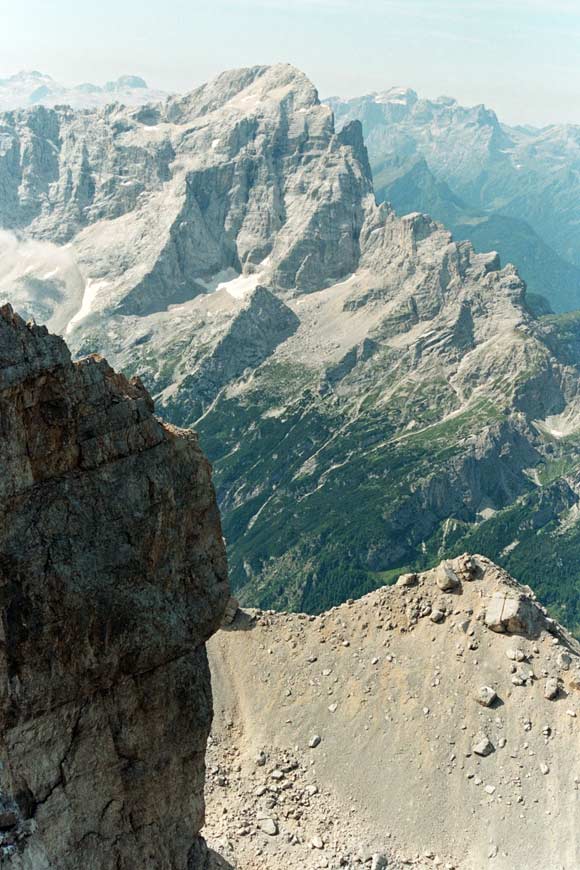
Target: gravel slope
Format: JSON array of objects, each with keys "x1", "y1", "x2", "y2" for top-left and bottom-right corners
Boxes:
[{"x1": 205, "y1": 556, "x2": 580, "y2": 870}]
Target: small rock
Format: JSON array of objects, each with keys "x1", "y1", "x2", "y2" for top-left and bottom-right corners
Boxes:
[
  {"x1": 371, "y1": 855, "x2": 388, "y2": 870},
  {"x1": 540, "y1": 762, "x2": 550, "y2": 775},
  {"x1": 473, "y1": 736, "x2": 495, "y2": 757},
  {"x1": 309, "y1": 735, "x2": 322, "y2": 748},
  {"x1": 397, "y1": 573, "x2": 417, "y2": 588},
  {"x1": 430, "y1": 609, "x2": 445, "y2": 624},
  {"x1": 558, "y1": 652, "x2": 572, "y2": 671},
  {"x1": 475, "y1": 686, "x2": 497, "y2": 708},
  {"x1": 544, "y1": 677, "x2": 559, "y2": 700},
  {"x1": 311, "y1": 836, "x2": 324, "y2": 850},
  {"x1": 258, "y1": 818, "x2": 278, "y2": 836},
  {"x1": 506, "y1": 648, "x2": 526, "y2": 662}
]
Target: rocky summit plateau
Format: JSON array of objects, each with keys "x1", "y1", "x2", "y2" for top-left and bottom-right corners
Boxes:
[
  {"x1": 206, "y1": 553, "x2": 580, "y2": 870},
  {"x1": 3, "y1": 64, "x2": 580, "y2": 633}
]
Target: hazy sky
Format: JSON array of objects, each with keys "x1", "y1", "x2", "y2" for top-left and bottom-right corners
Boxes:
[{"x1": 1, "y1": 0, "x2": 579, "y2": 126}]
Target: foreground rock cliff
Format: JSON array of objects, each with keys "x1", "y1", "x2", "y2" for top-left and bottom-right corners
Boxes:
[
  {"x1": 0, "y1": 304, "x2": 229, "y2": 868},
  {"x1": 207, "y1": 556, "x2": 580, "y2": 870}
]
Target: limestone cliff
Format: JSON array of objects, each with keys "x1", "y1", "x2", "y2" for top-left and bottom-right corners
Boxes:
[{"x1": 0, "y1": 304, "x2": 229, "y2": 868}]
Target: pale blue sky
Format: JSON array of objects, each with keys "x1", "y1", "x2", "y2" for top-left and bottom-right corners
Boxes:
[{"x1": 1, "y1": 0, "x2": 579, "y2": 125}]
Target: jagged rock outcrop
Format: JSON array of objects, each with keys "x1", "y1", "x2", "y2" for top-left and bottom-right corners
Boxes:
[
  {"x1": 0, "y1": 304, "x2": 229, "y2": 868},
  {"x1": 327, "y1": 89, "x2": 580, "y2": 311}
]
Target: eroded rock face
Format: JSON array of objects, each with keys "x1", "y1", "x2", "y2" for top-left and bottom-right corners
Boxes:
[{"x1": 0, "y1": 304, "x2": 229, "y2": 868}]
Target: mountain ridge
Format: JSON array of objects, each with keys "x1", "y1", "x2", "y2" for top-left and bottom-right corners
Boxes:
[
  {"x1": 3, "y1": 64, "x2": 580, "y2": 631},
  {"x1": 0, "y1": 69, "x2": 169, "y2": 110},
  {"x1": 328, "y1": 88, "x2": 580, "y2": 311}
]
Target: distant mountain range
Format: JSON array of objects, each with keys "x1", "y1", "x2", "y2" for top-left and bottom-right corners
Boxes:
[
  {"x1": 3, "y1": 65, "x2": 580, "y2": 634},
  {"x1": 328, "y1": 88, "x2": 580, "y2": 313},
  {"x1": 4, "y1": 71, "x2": 580, "y2": 316},
  {"x1": 0, "y1": 70, "x2": 169, "y2": 110}
]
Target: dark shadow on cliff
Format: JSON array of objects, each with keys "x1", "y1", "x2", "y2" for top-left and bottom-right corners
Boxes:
[
  {"x1": 189, "y1": 840, "x2": 235, "y2": 869},
  {"x1": 208, "y1": 848, "x2": 234, "y2": 869}
]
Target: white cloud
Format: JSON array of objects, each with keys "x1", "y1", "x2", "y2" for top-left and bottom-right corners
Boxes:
[{"x1": 0, "y1": 231, "x2": 85, "y2": 334}]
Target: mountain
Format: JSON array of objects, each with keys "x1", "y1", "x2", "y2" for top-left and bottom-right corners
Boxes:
[
  {"x1": 374, "y1": 157, "x2": 578, "y2": 315},
  {"x1": 328, "y1": 89, "x2": 580, "y2": 313},
  {"x1": 3, "y1": 303, "x2": 580, "y2": 870},
  {"x1": 0, "y1": 304, "x2": 229, "y2": 868},
  {"x1": 0, "y1": 70, "x2": 169, "y2": 110},
  {"x1": 208, "y1": 554, "x2": 580, "y2": 870},
  {"x1": 3, "y1": 65, "x2": 580, "y2": 633}
]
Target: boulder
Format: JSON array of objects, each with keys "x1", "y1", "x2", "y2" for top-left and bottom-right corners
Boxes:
[
  {"x1": 221, "y1": 596, "x2": 240, "y2": 626},
  {"x1": 397, "y1": 573, "x2": 418, "y2": 588},
  {"x1": 451, "y1": 553, "x2": 478, "y2": 582},
  {"x1": 436, "y1": 563, "x2": 461, "y2": 592},
  {"x1": 484, "y1": 592, "x2": 545, "y2": 637}
]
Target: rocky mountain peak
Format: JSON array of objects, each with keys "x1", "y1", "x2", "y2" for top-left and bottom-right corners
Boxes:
[
  {"x1": 166, "y1": 63, "x2": 320, "y2": 123},
  {"x1": 2, "y1": 63, "x2": 580, "y2": 636}
]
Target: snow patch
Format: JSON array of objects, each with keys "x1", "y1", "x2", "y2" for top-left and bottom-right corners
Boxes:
[
  {"x1": 67, "y1": 278, "x2": 108, "y2": 332},
  {"x1": 536, "y1": 408, "x2": 580, "y2": 439},
  {"x1": 216, "y1": 272, "x2": 261, "y2": 300}
]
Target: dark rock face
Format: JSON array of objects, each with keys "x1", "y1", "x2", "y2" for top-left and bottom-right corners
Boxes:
[{"x1": 0, "y1": 304, "x2": 229, "y2": 868}]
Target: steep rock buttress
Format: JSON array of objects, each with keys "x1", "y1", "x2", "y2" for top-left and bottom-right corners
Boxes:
[{"x1": 0, "y1": 304, "x2": 229, "y2": 868}]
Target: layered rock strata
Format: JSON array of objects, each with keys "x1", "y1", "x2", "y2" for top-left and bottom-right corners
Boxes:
[{"x1": 0, "y1": 304, "x2": 229, "y2": 868}]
